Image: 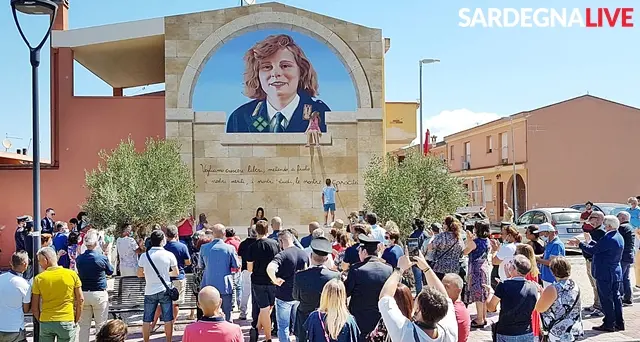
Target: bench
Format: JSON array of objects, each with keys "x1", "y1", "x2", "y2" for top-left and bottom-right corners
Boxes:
[{"x1": 108, "y1": 274, "x2": 198, "y2": 320}]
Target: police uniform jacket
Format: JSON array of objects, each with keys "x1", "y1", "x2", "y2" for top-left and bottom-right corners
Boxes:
[
  {"x1": 344, "y1": 256, "x2": 393, "y2": 336},
  {"x1": 225, "y1": 91, "x2": 329, "y2": 133},
  {"x1": 293, "y1": 265, "x2": 340, "y2": 341}
]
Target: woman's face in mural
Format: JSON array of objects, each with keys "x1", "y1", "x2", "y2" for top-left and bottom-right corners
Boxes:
[{"x1": 258, "y1": 47, "x2": 300, "y2": 104}]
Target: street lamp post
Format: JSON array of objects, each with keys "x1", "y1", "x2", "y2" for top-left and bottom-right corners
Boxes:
[
  {"x1": 510, "y1": 116, "x2": 518, "y2": 218},
  {"x1": 10, "y1": 0, "x2": 59, "y2": 339},
  {"x1": 418, "y1": 58, "x2": 440, "y2": 153}
]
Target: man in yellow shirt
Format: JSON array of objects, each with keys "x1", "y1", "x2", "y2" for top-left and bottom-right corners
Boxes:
[{"x1": 31, "y1": 247, "x2": 84, "y2": 342}]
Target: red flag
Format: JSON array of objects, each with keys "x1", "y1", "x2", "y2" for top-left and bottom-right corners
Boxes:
[{"x1": 423, "y1": 129, "x2": 430, "y2": 155}]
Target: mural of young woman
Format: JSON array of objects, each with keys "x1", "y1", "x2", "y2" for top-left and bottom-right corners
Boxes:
[{"x1": 226, "y1": 34, "x2": 331, "y2": 133}]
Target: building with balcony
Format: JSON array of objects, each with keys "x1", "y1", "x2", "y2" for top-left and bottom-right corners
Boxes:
[{"x1": 404, "y1": 95, "x2": 640, "y2": 223}]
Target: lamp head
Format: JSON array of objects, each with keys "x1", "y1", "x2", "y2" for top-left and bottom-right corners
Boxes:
[
  {"x1": 420, "y1": 58, "x2": 441, "y2": 64},
  {"x1": 11, "y1": 0, "x2": 59, "y2": 15}
]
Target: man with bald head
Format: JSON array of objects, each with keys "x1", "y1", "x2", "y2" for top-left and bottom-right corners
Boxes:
[
  {"x1": 582, "y1": 210, "x2": 606, "y2": 316},
  {"x1": 300, "y1": 222, "x2": 320, "y2": 248},
  {"x1": 268, "y1": 217, "x2": 283, "y2": 240},
  {"x1": 198, "y1": 224, "x2": 239, "y2": 322},
  {"x1": 183, "y1": 286, "x2": 243, "y2": 342}
]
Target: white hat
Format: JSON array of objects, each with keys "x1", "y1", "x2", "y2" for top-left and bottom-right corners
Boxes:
[{"x1": 537, "y1": 223, "x2": 556, "y2": 233}]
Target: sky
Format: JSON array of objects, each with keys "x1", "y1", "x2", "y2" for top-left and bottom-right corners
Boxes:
[
  {"x1": 1, "y1": 0, "x2": 638, "y2": 158},
  {"x1": 192, "y1": 28, "x2": 357, "y2": 115}
]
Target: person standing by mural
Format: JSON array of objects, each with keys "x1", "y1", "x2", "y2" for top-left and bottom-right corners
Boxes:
[
  {"x1": 305, "y1": 110, "x2": 322, "y2": 147},
  {"x1": 226, "y1": 34, "x2": 330, "y2": 133},
  {"x1": 322, "y1": 179, "x2": 338, "y2": 227}
]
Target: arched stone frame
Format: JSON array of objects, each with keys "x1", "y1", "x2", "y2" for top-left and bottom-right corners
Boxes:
[{"x1": 176, "y1": 11, "x2": 373, "y2": 111}]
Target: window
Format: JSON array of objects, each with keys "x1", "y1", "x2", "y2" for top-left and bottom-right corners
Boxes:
[
  {"x1": 500, "y1": 132, "x2": 509, "y2": 160},
  {"x1": 486, "y1": 135, "x2": 493, "y2": 153},
  {"x1": 531, "y1": 212, "x2": 547, "y2": 224},
  {"x1": 450, "y1": 145, "x2": 455, "y2": 161},
  {"x1": 464, "y1": 142, "x2": 471, "y2": 162},
  {"x1": 518, "y1": 211, "x2": 533, "y2": 225},
  {"x1": 551, "y1": 212, "x2": 581, "y2": 223},
  {"x1": 484, "y1": 180, "x2": 493, "y2": 202}
]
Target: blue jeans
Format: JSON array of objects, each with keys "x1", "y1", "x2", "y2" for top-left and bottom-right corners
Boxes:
[
  {"x1": 221, "y1": 294, "x2": 233, "y2": 322},
  {"x1": 143, "y1": 291, "x2": 173, "y2": 323},
  {"x1": 275, "y1": 298, "x2": 298, "y2": 342},
  {"x1": 621, "y1": 261, "x2": 632, "y2": 302},
  {"x1": 412, "y1": 265, "x2": 423, "y2": 294},
  {"x1": 496, "y1": 332, "x2": 534, "y2": 341}
]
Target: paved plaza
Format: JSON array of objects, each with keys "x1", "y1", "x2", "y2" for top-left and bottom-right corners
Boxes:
[{"x1": 21, "y1": 256, "x2": 640, "y2": 342}]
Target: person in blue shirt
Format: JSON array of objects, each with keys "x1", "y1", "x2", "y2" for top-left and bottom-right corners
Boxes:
[
  {"x1": 150, "y1": 224, "x2": 191, "y2": 330},
  {"x1": 409, "y1": 219, "x2": 429, "y2": 293},
  {"x1": 626, "y1": 197, "x2": 640, "y2": 228},
  {"x1": 199, "y1": 223, "x2": 239, "y2": 322},
  {"x1": 53, "y1": 222, "x2": 70, "y2": 268},
  {"x1": 75, "y1": 230, "x2": 114, "y2": 341},
  {"x1": 535, "y1": 223, "x2": 565, "y2": 287},
  {"x1": 305, "y1": 278, "x2": 360, "y2": 342},
  {"x1": 381, "y1": 228, "x2": 404, "y2": 268},
  {"x1": 322, "y1": 179, "x2": 339, "y2": 227}
]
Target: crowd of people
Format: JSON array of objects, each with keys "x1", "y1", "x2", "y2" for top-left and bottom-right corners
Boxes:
[{"x1": 0, "y1": 196, "x2": 639, "y2": 342}]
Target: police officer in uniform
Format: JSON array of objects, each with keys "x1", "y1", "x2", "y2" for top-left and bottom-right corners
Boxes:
[
  {"x1": 292, "y1": 237, "x2": 340, "y2": 341},
  {"x1": 345, "y1": 234, "x2": 394, "y2": 340}
]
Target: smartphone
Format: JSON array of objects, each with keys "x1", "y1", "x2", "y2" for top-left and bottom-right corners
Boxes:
[{"x1": 407, "y1": 238, "x2": 420, "y2": 259}]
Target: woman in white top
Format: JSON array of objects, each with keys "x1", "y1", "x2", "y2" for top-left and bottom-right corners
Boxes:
[{"x1": 491, "y1": 225, "x2": 521, "y2": 282}]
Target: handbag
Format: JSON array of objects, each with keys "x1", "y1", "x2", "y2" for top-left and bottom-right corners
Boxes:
[
  {"x1": 540, "y1": 289, "x2": 581, "y2": 342},
  {"x1": 145, "y1": 251, "x2": 179, "y2": 301}
]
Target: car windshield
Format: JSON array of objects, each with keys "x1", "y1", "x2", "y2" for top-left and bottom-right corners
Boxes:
[
  {"x1": 551, "y1": 212, "x2": 581, "y2": 223},
  {"x1": 601, "y1": 206, "x2": 627, "y2": 215}
]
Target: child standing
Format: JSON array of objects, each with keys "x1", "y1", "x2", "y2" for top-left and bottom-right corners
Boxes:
[{"x1": 305, "y1": 111, "x2": 322, "y2": 147}]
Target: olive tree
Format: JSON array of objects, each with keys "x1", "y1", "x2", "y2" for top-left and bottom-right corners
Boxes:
[
  {"x1": 83, "y1": 138, "x2": 195, "y2": 236},
  {"x1": 364, "y1": 150, "x2": 468, "y2": 237}
]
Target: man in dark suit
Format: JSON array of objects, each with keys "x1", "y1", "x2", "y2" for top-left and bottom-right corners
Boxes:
[
  {"x1": 226, "y1": 91, "x2": 329, "y2": 133},
  {"x1": 616, "y1": 211, "x2": 635, "y2": 305},
  {"x1": 41, "y1": 208, "x2": 55, "y2": 234},
  {"x1": 292, "y1": 237, "x2": 340, "y2": 342},
  {"x1": 345, "y1": 234, "x2": 394, "y2": 340},
  {"x1": 570, "y1": 215, "x2": 625, "y2": 332}
]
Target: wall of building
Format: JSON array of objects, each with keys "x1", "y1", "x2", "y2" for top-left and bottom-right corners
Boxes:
[
  {"x1": 446, "y1": 117, "x2": 527, "y2": 172},
  {"x1": 0, "y1": 47, "x2": 164, "y2": 266},
  {"x1": 165, "y1": 3, "x2": 385, "y2": 227},
  {"x1": 385, "y1": 102, "x2": 417, "y2": 152},
  {"x1": 526, "y1": 96, "x2": 640, "y2": 208}
]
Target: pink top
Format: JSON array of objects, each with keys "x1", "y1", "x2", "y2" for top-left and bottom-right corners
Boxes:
[
  {"x1": 182, "y1": 320, "x2": 243, "y2": 342},
  {"x1": 454, "y1": 300, "x2": 471, "y2": 342},
  {"x1": 308, "y1": 116, "x2": 320, "y2": 131}
]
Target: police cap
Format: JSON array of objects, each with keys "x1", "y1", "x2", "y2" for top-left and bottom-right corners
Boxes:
[{"x1": 310, "y1": 237, "x2": 332, "y2": 256}]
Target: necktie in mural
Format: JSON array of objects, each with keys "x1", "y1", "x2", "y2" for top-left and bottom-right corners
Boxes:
[{"x1": 271, "y1": 112, "x2": 287, "y2": 132}]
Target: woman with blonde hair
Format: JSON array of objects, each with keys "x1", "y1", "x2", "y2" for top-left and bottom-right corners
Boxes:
[
  {"x1": 305, "y1": 279, "x2": 360, "y2": 342},
  {"x1": 516, "y1": 243, "x2": 542, "y2": 339}
]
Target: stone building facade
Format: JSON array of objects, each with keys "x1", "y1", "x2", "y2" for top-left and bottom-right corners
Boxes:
[{"x1": 164, "y1": 2, "x2": 386, "y2": 226}]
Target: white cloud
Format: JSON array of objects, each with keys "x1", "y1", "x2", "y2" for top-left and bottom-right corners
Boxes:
[{"x1": 412, "y1": 109, "x2": 503, "y2": 145}]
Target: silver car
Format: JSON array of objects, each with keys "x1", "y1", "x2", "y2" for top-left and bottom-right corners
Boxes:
[{"x1": 514, "y1": 208, "x2": 583, "y2": 250}]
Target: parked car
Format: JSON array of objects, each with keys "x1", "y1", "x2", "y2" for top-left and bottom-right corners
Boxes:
[
  {"x1": 492, "y1": 208, "x2": 583, "y2": 250},
  {"x1": 570, "y1": 202, "x2": 628, "y2": 216}
]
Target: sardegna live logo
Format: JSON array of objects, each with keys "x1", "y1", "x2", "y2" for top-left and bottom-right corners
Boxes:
[{"x1": 459, "y1": 7, "x2": 634, "y2": 28}]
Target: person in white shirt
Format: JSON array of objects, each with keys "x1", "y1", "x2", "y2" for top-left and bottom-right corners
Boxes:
[
  {"x1": 366, "y1": 212, "x2": 387, "y2": 249},
  {"x1": 492, "y1": 225, "x2": 519, "y2": 282},
  {"x1": 116, "y1": 224, "x2": 143, "y2": 276},
  {"x1": 138, "y1": 230, "x2": 179, "y2": 342},
  {"x1": 0, "y1": 251, "x2": 32, "y2": 342},
  {"x1": 378, "y1": 251, "x2": 457, "y2": 342}
]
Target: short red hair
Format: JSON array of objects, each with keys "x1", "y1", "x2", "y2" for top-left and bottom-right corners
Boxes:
[{"x1": 243, "y1": 34, "x2": 319, "y2": 100}]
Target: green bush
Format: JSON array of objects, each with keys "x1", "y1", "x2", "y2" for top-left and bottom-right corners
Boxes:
[
  {"x1": 364, "y1": 150, "x2": 468, "y2": 237},
  {"x1": 83, "y1": 138, "x2": 195, "y2": 237}
]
